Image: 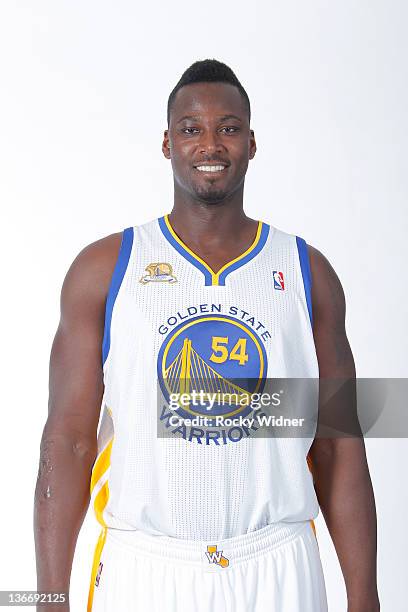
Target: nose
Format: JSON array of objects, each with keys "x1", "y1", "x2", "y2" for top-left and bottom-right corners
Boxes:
[{"x1": 198, "y1": 130, "x2": 224, "y2": 156}]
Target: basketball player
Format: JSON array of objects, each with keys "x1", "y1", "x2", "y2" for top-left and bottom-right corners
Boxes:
[{"x1": 34, "y1": 60, "x2": 380, "y2": 611}]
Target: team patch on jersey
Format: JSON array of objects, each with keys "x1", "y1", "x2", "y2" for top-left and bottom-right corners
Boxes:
[
  {"x1": 139, "y1": 262, "x2": 177, "y2": 284},
  {"x1": 205, "y1": 545, "x2": 229, "y2": 568},
  {"x1": 273, "y1": 271, "x2": 285, "y2": 290}
]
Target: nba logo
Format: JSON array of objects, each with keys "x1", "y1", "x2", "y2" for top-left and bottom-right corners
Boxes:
[
  {"x1": 273, "y1": 271, "x2": 285, "y2": 290},
  {"x1": 95, "y1": 562, "x2": 103, "y2": 587}
]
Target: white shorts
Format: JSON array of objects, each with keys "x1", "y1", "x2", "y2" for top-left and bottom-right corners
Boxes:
[{"x1": 88, "y1": 521, "x2": 327, "y2": 612}]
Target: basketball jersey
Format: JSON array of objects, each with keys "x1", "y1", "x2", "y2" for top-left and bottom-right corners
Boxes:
[{"x1": 90, "y1": 215, "x2": 320, "y2": 541}]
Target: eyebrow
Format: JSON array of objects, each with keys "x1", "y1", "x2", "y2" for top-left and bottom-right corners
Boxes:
[
  {"x1": 176, "y1": 114, "x2": 243, "y2": 124},
  {"x1": 218, "y1": 114, "x2": 243, "y2": 122}
]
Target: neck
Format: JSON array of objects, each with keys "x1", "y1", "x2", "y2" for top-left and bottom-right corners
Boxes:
[{"x1": 170, "y1": 183, "x2": 253, "y2": 245}]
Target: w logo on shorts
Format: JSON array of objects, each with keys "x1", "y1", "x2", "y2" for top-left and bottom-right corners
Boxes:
[{"x1": 205, "y1": 545, "x2": 229, "y2": 568}]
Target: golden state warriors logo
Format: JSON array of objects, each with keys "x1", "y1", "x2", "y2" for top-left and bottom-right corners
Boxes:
[
  {"x1": 205, "y1": 545, "x2": 229, "y2": 568},
  {"x1": 157, "y1": 314, "x2": 267, "y2": 429},
  {"x1": 140, "y1": 262, "x2": 177, "y2": 284}
]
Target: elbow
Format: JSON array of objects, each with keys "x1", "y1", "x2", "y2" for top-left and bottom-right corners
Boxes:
[{"x1": 38, "y1": 423, "x2": 98, "y2": 468}]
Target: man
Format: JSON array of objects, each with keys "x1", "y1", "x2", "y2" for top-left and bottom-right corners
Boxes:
[{"x1": 34, "y1": 59, "x2": 380, "y2": 611}]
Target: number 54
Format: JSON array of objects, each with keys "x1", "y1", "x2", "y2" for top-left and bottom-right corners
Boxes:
[{"x1": 209, "y1": 336, "x2": 248, "y2": 366}]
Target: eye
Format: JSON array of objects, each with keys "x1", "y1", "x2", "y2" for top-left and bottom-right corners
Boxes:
[
  {"x1": 220, "y1": 126, "x2": 239, "y2": 134},
  {"x1": 182, "y1": 127, "x2": 200, "y2": 135}
]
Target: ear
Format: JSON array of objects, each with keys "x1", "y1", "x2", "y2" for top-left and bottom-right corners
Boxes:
[
  {"x1": 162, "y1": 129, "x2": 171, "y2": 159},
  {"x1": 249, "y1": 130, "x2": 257, "y2": 160}
]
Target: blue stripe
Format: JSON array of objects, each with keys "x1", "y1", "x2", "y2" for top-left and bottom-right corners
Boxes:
[
  {"x1": 218, "y1": 223, "x2": 270, "y2": 286},
  {"x1": 296, "y1": 236, "x2": 313, "y2": 327},
  {"x1": 102, "y1": 227, "x2": 134, "y2": 365},
  {"x1": 158, "y1": 216, "x2": 213, "y2": 285}
]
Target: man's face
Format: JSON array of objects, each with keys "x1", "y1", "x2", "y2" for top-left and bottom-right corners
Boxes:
[{"x1": 163, "y1": 82, "x2": 256, "y2": 204}]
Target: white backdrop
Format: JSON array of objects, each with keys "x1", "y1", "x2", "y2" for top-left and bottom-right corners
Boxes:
[{"x1": 1, "y1": 1, "x2": 407, "y2": 610}]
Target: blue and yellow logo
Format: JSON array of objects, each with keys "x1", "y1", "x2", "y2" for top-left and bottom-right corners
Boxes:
[{"x1": 157, "y1": 314, "x2": 267, "y2": 422}]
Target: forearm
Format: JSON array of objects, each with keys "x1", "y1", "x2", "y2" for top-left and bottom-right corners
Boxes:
[
  {"x1": 34, "y1": 428, "x2": 96, "y2": 600},
  {"x1": 310, "y1": 438, "x2": 380, "y2": 611}
]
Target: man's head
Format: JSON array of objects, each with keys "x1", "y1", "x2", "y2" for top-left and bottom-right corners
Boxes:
[{"x1": 163, "y1": 59, "x2": 256, "y2": 205}]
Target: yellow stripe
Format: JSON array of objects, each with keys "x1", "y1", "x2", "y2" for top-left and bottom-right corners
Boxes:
[
  {"x1": 310, "y1": 519, "x2": 316, "y2": 536},
  {"x1": 90, "y1": 438, "x2": 113, "y2": 494},
  {"x1": 87, "y1": 436, "x2": 113, "y2": 609},
  {"x1": 87, "y1": 476, "x2": 111, "y2": 608},
  {"x1": 164, "y1": 215, "x2": 214, "y2": 277},
  {"x1": 214, "y1": 220, "x2": 262, "y2": 281},
  {"x1": 94, "y1": 481, "x2": 110, "y2": 528},
  {"x1": 164, "y1": 215, "x2": 263, "y2": 286},
  {"x1": 87, "y1": 527, "x2": 107, "y2": 611},
  {"x1": 91, "y1": 438, "x2": 113, "y2": 526},
  {"x1": 306, "y1": 453, "x2": 317, "y2": 537}
]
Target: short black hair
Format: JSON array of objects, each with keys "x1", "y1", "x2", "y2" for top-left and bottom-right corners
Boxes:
[{"x1": 167, "y1": 59, "x2": 251, "y2": 126}]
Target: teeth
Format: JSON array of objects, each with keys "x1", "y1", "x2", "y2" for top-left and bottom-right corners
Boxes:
[{"x1": 196, "y1": 165, "x2": 226, "y2": 172}]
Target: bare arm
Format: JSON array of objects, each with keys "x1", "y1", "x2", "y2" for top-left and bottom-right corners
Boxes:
[
  {"x1": 34, "y1": 232, "x2": 122, "y2": 610},
  {"x1": 308, "y1": 246, "x2": 380, "y2": 612}
]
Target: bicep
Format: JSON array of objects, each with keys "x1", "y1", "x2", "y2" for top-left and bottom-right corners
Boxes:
[
  {"x1": 308, "y1": 245, "x2": 361, "y2": 449},
  {"x1": 309, "y1": 245, "x2": 355, "y2": 378},
  {"x1": 46, "y1": 248, "x2": 108, "y2": 444}
]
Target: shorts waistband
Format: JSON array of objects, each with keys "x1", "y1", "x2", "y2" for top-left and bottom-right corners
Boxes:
[{"x1": 106, "y1": 521, "x2": 312, "y2": 568}]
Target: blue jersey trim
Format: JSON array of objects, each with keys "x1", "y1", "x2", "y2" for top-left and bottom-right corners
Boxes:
[
  {"x1": 102, "y1": 227, "x2": 134, "y2": 365},
  {"x1": 158, "y1": 216, "x2": 270, "y2": 286},
  {"x1": 296, "y1": 236, "x2": 313, "y2": 328},
  {"x1": 158, "y1": 216, "x2": 213, "y2": 285}
]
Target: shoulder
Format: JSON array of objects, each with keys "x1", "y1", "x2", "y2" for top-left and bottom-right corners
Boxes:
[
  {"x1": 307, "y1": 244, "x2": 346, "y2": 325},
  {"x1": 60, "y1": 231, "x2": 124, "y2": 311}
]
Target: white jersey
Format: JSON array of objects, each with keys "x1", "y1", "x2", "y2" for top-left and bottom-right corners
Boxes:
[{"x1": 90, "y1": 215, "x2": 320, "y2": 541}]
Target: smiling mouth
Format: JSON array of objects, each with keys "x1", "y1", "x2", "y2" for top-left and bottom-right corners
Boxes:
[{"x1": 194, "y1": 164, "x2": 228, "y2": 173}]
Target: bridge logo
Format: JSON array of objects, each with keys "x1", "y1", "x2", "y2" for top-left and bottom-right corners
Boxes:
[{"x1": 157, "y1": 314, "x2": 267, "y2": 420}]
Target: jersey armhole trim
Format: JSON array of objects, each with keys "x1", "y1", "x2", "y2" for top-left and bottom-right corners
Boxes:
[
  {"x1": 295, "y1": 236, "x2": 313, "y2": 328},
  {"x1": 102, "y1": 227, "x2": 134, "y2": 365}
]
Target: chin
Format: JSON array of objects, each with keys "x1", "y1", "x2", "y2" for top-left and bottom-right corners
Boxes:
[{"x1": 193, "y1": 187, "x2": 229, "y2": 205}]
